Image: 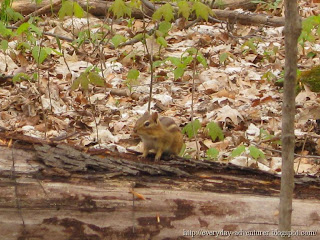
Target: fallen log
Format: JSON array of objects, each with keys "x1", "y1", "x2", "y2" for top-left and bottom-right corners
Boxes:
[
  {"x1": 11, "y1": 0, "x2": 285, "y2": 27},
  {"x1": 0, "y1": 136, "x2": 319, "y2": 239}
]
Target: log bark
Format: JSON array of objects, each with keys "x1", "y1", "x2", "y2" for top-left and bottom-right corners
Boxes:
[
  {"x1": 0, "y1": 138, "x2": 319, "y2": 239},
  {"x1": 212, "y1": 0, "x2": 257, "y2": 11}
]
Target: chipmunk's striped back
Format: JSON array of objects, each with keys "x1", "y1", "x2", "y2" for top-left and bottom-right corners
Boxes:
[{"x1": 160, "y1": 117, "x2": 180, "y2": 132}]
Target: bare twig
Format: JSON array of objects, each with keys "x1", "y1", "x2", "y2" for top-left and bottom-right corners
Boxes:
[{"x1": 191, "y1": 48, "x2": 200, "y2": 160}]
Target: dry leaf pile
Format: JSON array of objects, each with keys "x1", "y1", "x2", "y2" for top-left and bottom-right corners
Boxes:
[{"x1": 0, "y1": 1, "x2": 320, "y2": 175}]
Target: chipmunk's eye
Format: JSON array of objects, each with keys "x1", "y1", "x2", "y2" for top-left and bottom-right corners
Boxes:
[{"x1": 144, "y1": 121, "x2": 150, "y2": 127}]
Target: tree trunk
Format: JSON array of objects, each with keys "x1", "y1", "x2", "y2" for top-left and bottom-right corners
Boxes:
[{"x1": 279, "y1": 0, "x2": 302, "y2": 235}]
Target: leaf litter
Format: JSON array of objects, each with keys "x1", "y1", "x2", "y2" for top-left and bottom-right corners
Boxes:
[{"x1": 0, "y1": 1, "x2": 319, "y2": 175}]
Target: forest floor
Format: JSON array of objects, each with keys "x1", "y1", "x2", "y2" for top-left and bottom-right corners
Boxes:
[{"x1": 0, "y1": 0, "x2": 319, "y2": 175}]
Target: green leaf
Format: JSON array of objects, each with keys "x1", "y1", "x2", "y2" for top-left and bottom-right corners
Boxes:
[
  {"x1": 197, "y1": 53, "x2": 208, "y2": 68},
  {"x1": 32, "y1": 46, "x2": 48, "y2": 64},
  {"x1": 166, "y1": 57, "x2": 181, "y2": 67},
  {"x1": 231, "y1": 145, "x2": 246, "y2": 158},
  {"x1": 12, "y1": 73, "x2": 30, "y2": 84},
  {"x1": 32, "y1": 72, "x2": 38, "y2": 80},
  {"x1": 0, "y1": 40, "x2": 8, "y2": 51},
  {"x1": 261, "y1": 71, "x2": 276, "y2": 81},
  {"x1": 88, "y1": 72, "x2": 105, "y2": 86},
  {"x1": 29, "y1": 24, "x2": 42, "y2": 37},
  {"x1": 174, "y1": 67, "x2": 185, "y2": 80},
  {"x1": 128, "y1": 0, "x2": 140, "y2": 9},
  {"x1": 182, "y1": 119, "x2": 201, "y2": 138},
  {"x1": 84, "y1": 65, "x2": 94, "y2": 73},
  {"x1": 0, "y1": 21, "x2": 13, "y2": 37},
  {"x1": 182, "y1": 55, "x2": 193, "y2": 66},
  {"x1": 111, "y1": 34, "x2": 126, "y2": 48},
  {"x1": 156, "y1": 36, "x2": 167, "y2": 47},
  {"x1": 192, "y1": 2, "x2": 212, "y2": 21},
  {"x1": 79, "y1": 73, "x2": 89, "y2": 90},
  {"x1": 51, "y1": 48, "x2": 63, "y2": 56},
  {"x1": 4, "y1": 7, "x2": 23, "y2": 22},
  {"x1": 152, "y1": 3, "x2": 174, "y2": 22},
  {"x1": 127, "y1": 69, "x2": 139, "y2": 80},
  {"x1": 58, "y1": 0, "x2": 73, "y2": 19},
  {"x1": 73, "y1": 1, "x2": 85, "y2": 18},
  {"x1": 17, "y1": 41, "x2": 31, "y2": 50},
  {"x1": 16, "y1": 22, "x2": 30, "y2": 35},
  {"x1": 206, "y1": 122, "x2": 224, "y2": 141},
  {"x1": 133, "y1": 33, "x2": 144, "y2": 41},
  {"x1": 56, "y1": 36, "x2": 62, "y2": 51},
  {"x1": 206, "y1": 148, "x2": 219, "y2": 160},
  {"x1": 186, "y1": 47, "x2": 197, "y2": 55},
  {"x1": 109, "y1": 0, "x2": 131, "y2": 19},
  {"x1": 249, "y1": 146, "x2": 265, "y2": 160},
  {"x1": 219, "y1": 52, "x2": 229, "y2": 64},
  {"x1": 71, "y1": 77, "x2": 81, "y2": 90},
  {"x1": 155, "y1": 30, "x2": 163, "y2": 38},
  {"x1": 179, "y1": 143, "x2": 186, "y2": 157},
  {"x1": 43, "y1": 47, "x2": 53, "y2": 55},
  {"x1": 153, "y1": 60, "x2": 164, "y2": 68},
  {"x1": 299, "y1": 15, "x2": 320, "y2": 44},
  {"x1": 158, "y1": 21, "x2": 171, "y2": 35},
  {"x1": 307, "y1": 52, "x2": 316, "y2": 58},
  {"x1": 58, "y1": 0, "x2": 84, "y2": 19},
  {"x1": 177, "y1": 0, "x2": 190, "y2": 19}
]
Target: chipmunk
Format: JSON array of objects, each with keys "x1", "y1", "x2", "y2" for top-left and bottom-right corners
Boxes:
[{"x1": 133, "y1": 112, "x2": 183, "y2": 161}]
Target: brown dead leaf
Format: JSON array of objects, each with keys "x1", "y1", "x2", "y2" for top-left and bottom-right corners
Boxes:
[
  {"x1": 17, "y1": 53, "x2": 29, "y2": 67},
  {"x1": 65, "y1": 73, "x2": 72, "y2": 81},
  {"x1": 214, "y1": 89, "x2": 235, "y2": 99},
  {"x1": 0, "y1": 111, "x2": 14, "y2": 121},
  {"x1": 167, "y1": 35, "x2": 184, "y2": 44},
  {"x1": 133, "y1": 20, "x2": 144, "y2": 31},
  {"x1": 296, "y1": 90, "x2": 317, "y2": 104},
  {"x1": 113, "y1": 122, "x2": 126, "y2": 132},
  {"x1": 34, "y1": 123, "x2": 47, "y2": 132},
  {"x1": 49, "y1": 116, "x2": 69, "y2": 131},
  {"x1": 75, "y1": 93, "x2": 88, "y2": 105},
  {"x1": 202, "y1": 139, "x2": 230, "y2": 151},
  {"x1": 216, "y1": 105, "x2": 244, "y2": 125},
  {"x1": 216, "y1": 32, "x2": 229, "y2": 43},
  {"x1": 251, "y1": 96, "x2": 274, "y2": 107},
  {"x1": 18, "y1": 115, "x2": 40, "y2": 127}
]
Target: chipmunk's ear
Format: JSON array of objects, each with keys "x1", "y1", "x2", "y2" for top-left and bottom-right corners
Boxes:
[{"x1": 151, "y1": 112, "x2": 159, "y2": 122}]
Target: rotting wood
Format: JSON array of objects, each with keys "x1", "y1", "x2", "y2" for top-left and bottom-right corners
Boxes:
[
  {"x1": 0, "y1": 145, "x2": 319, "y2": 240},
  {"x1": 0, "y1": 135, "x2": 319, "y2": 199}
]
